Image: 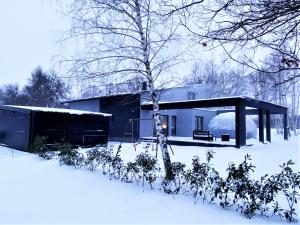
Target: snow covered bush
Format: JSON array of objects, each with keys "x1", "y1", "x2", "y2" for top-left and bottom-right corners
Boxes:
[
  {"x1": 161, "y1": 161, "x2": 187, "y2": 194},
  {"x1": 185, "y1": 151, "x2": 221, "y2": 203},
  {"x1": 274, "y1": 160, "x2": 300, "y2": 222},
  {"x1": 122, "y1": 162, "x2": 140, "y2": 183},
  {"x1": 31, "y1": 135, "x2": 47, "y2": 153},
  {"x1": 31, "y1": 135, "x2": 56, "y2": 160},
  {"x1": 58, "y1": 142, "x2": 84, "y2": 168},
  {"x1": 84, "y1": 147, "x2": 103, "y2": 172},
  {"x1": 134, "y1": 145, "x2": 160, "y2": 189},
  {"x1": 208, "y1": 112, "x2": 257, "y2": 139}
]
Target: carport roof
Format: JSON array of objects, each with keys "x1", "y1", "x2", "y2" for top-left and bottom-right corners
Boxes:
[{"x1": 141, "y1": 96, "x2": 287, "y2": 114}]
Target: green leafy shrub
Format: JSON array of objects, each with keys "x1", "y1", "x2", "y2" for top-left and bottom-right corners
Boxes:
[
  {"x1": 31, "y1": 135, "x2": 47, "y2": 153},
  {"x1": 58, "y1": 142, "x2": 84, "y2": 168},
  {"x1": 274, "y1": 160, "x2": 300, "y2": 222},
  {"x1": 185, "y1": 151, "x2": 220, "y2": 203},
  {"x1": 31, "y1": 135, "x2": 56, "y2": 160},
  {"x1": 135, "y1": 147, "x2": 160, "y2": 189},
  {"x1": 84, "y1": 147, "x2": 103, "y2": 172},
  {"x1": 122, "y1": 162, "x2": 140, "y2": 183},
  {"x1": 161, "y1": 161, "x2": 187, "y2": 194}
]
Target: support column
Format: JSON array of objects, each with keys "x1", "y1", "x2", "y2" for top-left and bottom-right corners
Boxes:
[
  {"x1": 283, "y1": 112, "x2": 288, "y2": 140},
  {"x1": 258, "y1": 109, "x2": 265, "y2": 143},
  {"x1": 266, "y1": 110, "x2": 271, "y2": 142},
  {"x1": 235, "y1": 104, "x2": 246, "y2": 148}
]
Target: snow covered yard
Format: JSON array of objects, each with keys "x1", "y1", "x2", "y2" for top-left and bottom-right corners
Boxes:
[{"x1": 0, "y1": 132, "x2": 299, "y2": 224}]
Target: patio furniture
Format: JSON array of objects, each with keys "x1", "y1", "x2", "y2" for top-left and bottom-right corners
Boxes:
[
  {"x1": 193, "y1": 130, "x2": 214, "y2": 142},
  {"x1": 221, "y1": 134, "x2": 230, "y2": 141}
]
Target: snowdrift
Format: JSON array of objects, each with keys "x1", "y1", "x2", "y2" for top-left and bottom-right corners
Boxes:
[{"x1": 208, "y1": 112, "x2": 257, "y2": 139}]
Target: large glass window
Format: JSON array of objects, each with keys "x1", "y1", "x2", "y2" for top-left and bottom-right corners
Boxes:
[
  {"x1": 171, "y1": 116, "x2": 176, "y2": 136},
  {"x1": 187, "y1": 91, "x2": 196, "y2": 100},
  {"x1": 153, "y1": 115, "x2": 169, "y2": 136},
  {"x1": 195, "y1": 116, "x2": 204, "y2": 131},
  {"x1": 161, "y1": 115, "x2": 169, "y2": 136}
]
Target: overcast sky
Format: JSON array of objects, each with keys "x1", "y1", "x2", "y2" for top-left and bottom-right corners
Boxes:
[{"x1": 0, "y1": 0, "x2": 72, "y2": 87}]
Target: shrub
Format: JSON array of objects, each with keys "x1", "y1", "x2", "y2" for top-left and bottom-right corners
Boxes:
[
  {"x1": 122, "y1": 162, "x2": 140, "y2": 183},
  {"x1": 185, "y1": 150, "x2": 220, "y2": 203},
  {"x1": 31, "y1": 135, "x2": 47, "y2": 153},
  {"x1": 31, "y1": 135, "x2": 57, "y2": 160},
  {"x1": 58, "y1": 142, "x2": 84, "y2": 168},
  {"x1": 84, "y1": 147, "x2": 103, "y2": 172},
  {"x1": 275, "y1": 160, "x2": 300, "y2": 222},
  {"x1": 85, "y1": 145, "x2": 125, "y2": 178},
  {"x1": 161, "y1": 161, "x2": 187, "y2": 194},
  {"x1": 135, "y1": 147, "x2": 160, "y2": 189}
]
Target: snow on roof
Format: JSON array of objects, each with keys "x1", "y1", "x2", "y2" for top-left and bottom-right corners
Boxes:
[{"x1": 3, "y1": 105, "x2": 112, "y2": 117}]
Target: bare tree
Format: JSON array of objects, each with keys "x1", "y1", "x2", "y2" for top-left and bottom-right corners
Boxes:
[
  {"x1": 249, "y1": 52, "x2": 300, "y2": 133},
  {"x1": 80, "y1": 75, "x2": 146, "y2": 98},
  {"x1": 62, "y1": 0, "x2": 182, "y2": 179},
  {"x1": 166, "y1": 0, "x2": 300, "y2": 84},
  {"x1": 184, "y1": 60, "x2": 249, "y2": 97}
]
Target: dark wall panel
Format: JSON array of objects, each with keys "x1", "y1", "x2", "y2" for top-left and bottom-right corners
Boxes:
[
  {"x1": 99, "y1": 94, "x2": 140, "y2": 139},
  {"x1": 32, "y1": 112, "x2": 110, "y2": 147},
  {"x1": 0, "y1": 110, "x2": 30, "y2": 151}
]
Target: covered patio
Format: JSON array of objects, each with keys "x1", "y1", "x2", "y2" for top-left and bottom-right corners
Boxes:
[{"x1": 141, "y1": 96, "x2": 288, "y2": 148}]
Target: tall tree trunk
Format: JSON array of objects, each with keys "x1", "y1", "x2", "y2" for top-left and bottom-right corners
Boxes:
[{"x1": 134, "y1": 0, "x2": 173, "y2": 179}]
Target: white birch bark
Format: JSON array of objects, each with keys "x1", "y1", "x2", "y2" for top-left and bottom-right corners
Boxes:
[{"x1": 134, "y1": 0, "x2": 173, "y2": 179}]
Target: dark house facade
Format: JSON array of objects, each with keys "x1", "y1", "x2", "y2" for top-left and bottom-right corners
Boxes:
[
  {"x1": 0, "y1": 105, "x2": 111, "y2": 152},
  {"x1": 64, "y1": 93, "x2": 141, "y2": 141}
]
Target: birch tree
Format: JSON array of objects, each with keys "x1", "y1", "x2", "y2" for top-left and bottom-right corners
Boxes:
[{"x1": 64, "y1": 0, "x2": 181, "y2": 179}]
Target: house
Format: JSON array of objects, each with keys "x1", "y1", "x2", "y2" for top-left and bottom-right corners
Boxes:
[
  {"x1": 63, "y1": 84, "x2": 217, "y2": 141},
  {"x1": 0, "y1": 105, "x2": 111, "y2": 151}
]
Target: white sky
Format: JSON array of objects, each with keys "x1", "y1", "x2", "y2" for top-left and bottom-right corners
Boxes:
[{"x1": 0, "y1": 0, "x2": 73, "y2": 87}]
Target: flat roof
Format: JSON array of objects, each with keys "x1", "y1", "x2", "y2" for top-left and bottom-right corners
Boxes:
[
  {"x1": 0, "y1": 105, "x2": 112, "y2": 117},
  {"x1": 62, "y1": 83, "x2": 207, "y2": 103},
  {"x1": 62, "y1": 92, "x2": 142, "y2": 103},
  {"x1": 141, "y1": 96, "x2": 287, "y2": 114}
]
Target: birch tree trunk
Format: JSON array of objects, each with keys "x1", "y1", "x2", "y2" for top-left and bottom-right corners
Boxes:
[{"x1": 134, "y1": 0, "x2": 173, "y2": 179}]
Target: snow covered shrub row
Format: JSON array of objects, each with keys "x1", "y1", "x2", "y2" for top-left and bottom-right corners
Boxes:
[
  {"x1": 32, "y1": 137, "x2": 299, "y2": 222},
  {"x1": 84, "y1": 143, "x2": 160, "y2": 188},
  {"x1": 161, "y1": 151, "x2": 300, "y2": 222}
]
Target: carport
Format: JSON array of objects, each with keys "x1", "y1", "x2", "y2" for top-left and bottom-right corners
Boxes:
[{"x1": 141, "y1": 96, "x2": 288, "y2": 148}]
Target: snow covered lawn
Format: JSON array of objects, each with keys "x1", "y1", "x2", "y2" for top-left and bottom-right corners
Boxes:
[{"x1": 0, "y1": 132, "x2": 299, "y2": 224}]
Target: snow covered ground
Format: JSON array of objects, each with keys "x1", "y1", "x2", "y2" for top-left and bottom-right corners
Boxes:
[{"x1": 0, "y1": 132, "x2": 299, "y2": 224}]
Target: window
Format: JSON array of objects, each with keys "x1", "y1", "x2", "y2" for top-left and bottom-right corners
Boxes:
[
  {"x1": 161, "y1": 115, "x2": 169, "y2": 136},
  {"x1": 171, "y1": 116, "x2": 176, "y2": 136},
  {"x1": 153, "y1": 115, "x2": 169, "y2": 136},
  {"x1": 195, "y1": 116, "x2": 204, "y2": 131},
  {"x1": 187, "y1": 91, "x2": 196, "y2": 100}
]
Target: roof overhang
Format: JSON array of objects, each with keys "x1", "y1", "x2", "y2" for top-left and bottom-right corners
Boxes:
[{"x1": 141, "y1": 96, "x2": 287, "y2": 114}]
